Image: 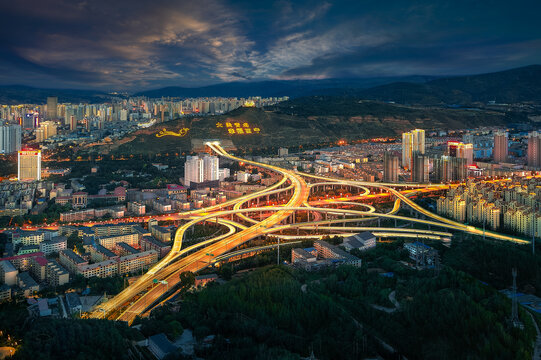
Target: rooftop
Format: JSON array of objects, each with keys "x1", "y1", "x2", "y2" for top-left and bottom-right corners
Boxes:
[
  {"x1": 60, "y1": 249, "x2": 87, "y2": 264},
  {"x1": 149, "y1": 333, "x2": 176, "y2": 355}
]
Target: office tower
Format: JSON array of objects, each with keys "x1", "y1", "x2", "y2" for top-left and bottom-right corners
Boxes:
[
  {"x1": 0, "y1": 124, "x2": 22, "y2": 154},
  {"x1": 36, "y1": 121, "x2": 57, "y2": 142},
  {"x1": 35, "y1": 128, "x2": 45, "y2": 143},
  {"x1": 119, "y1": 109, "x2": 128, "y2": 121},
  {"x1": 18, "y1": 150, "x2": 41, "y2": 181},
  {"x1": 527, "y1": 131, "x2": 541, "y2": 168},
  {"x1": 203, "y1": 155, "x2": 219, "y2": 181},
  {"x1": 447, "y1": 141, "x2": 474, "y2": 165},
  {"x1": 383, "y1": 152, "x2": 399, "y2": 183},
  {"x1": 47, "y1": 97, "x2": 58, "y2": 119},
  {"x1": 70, "y1": 115, "x2": 77, "y2": 131},
  {"x1": 411, "y1": 152, "x2": 429, "y2": 183},
  {"x1": 402, "y1": 129, "x2": 425, "y2": 170},
  {"x1": 278, "y1": 147, "x2": 288, "y2": 157},
  {"x1": 493, "y1": 130, "x2": 508, "y2": 163},
  {"x1": 22, "y1": 114, "x2": 35, "y2": 129},
  {"x1": 433, "y1": 156, "x2": 467, "y2": 182},
  {"x1": 184, "y1": 156, "x2": 204, "y2": 186}
]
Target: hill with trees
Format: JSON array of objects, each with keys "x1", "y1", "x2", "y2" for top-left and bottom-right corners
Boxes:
[{"x1": 105, "y1": 100, "x2": 529, "y2": 155}]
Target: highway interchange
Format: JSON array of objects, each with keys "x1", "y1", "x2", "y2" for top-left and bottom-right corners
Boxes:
[{"x1": 88, "y1": 141, "x2": 530, "y2": 324}]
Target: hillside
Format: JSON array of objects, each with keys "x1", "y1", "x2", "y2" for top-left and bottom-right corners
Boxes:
[
  {"x1": 351, "y1": 65, "x2": 541, "y2": 105},
  {"x1": 107, "y1": 100, "x2": 528, "y2": 155}
]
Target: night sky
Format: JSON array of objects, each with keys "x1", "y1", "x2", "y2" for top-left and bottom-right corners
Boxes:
[{"x1": 0, "y1": 0, "x2": 540, "y2": 90}]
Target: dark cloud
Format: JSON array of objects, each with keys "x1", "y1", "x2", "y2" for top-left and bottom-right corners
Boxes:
[{"x1": 0, "y1": 0, "x2": 539, "y2": 90}]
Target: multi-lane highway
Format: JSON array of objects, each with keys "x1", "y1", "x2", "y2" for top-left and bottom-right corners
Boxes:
[{"x1": 89, "y1": 141, "x2": 530, "y2": 324}]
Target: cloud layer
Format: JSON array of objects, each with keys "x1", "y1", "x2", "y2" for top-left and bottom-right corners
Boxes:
[{"x1": 0, "y1": 0, "x2": 540, "y2": 90}]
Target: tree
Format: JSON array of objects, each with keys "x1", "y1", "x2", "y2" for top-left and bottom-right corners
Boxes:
[
  {"x1": 220, "y1": 265, "x2": 233, "y2": 280},
  {"x1": 179, "y1": 271, "x2": 195, "y2": 289},
  {"x1": 67, "y1": 232, "x2": 81, "y2": 250}
]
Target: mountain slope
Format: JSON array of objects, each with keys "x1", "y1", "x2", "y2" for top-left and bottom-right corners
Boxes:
[
  {"x1": 353, "y1": 65, "x2": 541, "y2": 105},
  {"x1": 132, "y1": 76, "x2": 435, "y2": 99},
  {"x1": 104, "y1": 101, "x2": 528, "y2": 155}
]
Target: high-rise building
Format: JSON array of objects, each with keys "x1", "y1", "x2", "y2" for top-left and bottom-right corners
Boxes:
[
  {"x1": 18, "y1": 150, "x2": 41, "y2": 181},
  {"x1": 70, "y1": 115, "x2": 77, "y2": 132},
  {"x1": 462, "y1": 133, "x2": 493, "y2": 159},
  {"x1": 527, "y1": 131, "x2": 541, "y2": 169},
  {"x1": 184, "y1": 156, "x2": 203, "y2": 186},
  {"x1": 402, "y1": 129, "x2": 425, "y2": 170},
  {"x1": 46, "y1": 97, "x2": 58, "y2": 119},
  {"x1": 0, "y1": 124, "x2": 22, "y2": 154},
  {"x1": 411, "y1": 152, "x2": 429, "y2": 183},
  {"x1": 383, "y1": 152, "x2": 399, "y2": 183},
  {"x1": 433, "y1": 156, "x2": 466, "y2": 182},
  {"x1": 493, "y1": 130, "x2": 508, "y2": 163},
  {"x1": 447, "y1": 141, "x2": 474, "y2": 165},
  {"x1": 119, "y1": 109, "x2": 128, "y2": 121},
  {"x1": 203, "y1": 155, "x2": 219, "y2": 181},
  {"x1": 36, "y1": 121, "x2": 57, "y2": 142}
]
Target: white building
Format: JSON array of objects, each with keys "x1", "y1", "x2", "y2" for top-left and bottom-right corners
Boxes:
[
  {"x1": 203, "y1": 155, "x2": 219, "y2": 181},
  {"x1": 0, "y1": 124, "x2": 21, "y2": 154},
  {"x1": 184, "y1": 156, "x2": 203, "y2": 186},
  {"x1": 236, "y1": 171, "x2": 250, "y2": 182},
  {"x1": 218, "y1": 168, "x2": 230, "y2": 181},
  {"x1": 18, "y1": 150, "x2": 41, "y2": 181}
]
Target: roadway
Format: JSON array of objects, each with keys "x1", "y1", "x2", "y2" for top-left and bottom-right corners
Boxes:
[{"x1": 88, "y1": 142, "x2": 530, "y2": 323}]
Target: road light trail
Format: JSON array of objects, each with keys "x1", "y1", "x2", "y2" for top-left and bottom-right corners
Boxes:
[{"x1": 89, "y1": 143, "x2": 529, "y2": 323}]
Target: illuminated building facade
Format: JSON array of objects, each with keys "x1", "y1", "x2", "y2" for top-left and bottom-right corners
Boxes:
[
  {"x1": 203, "y1": 155, "x2": 219, "y2": 181},
  {"x1": 383, "y1": 152, "x2": 399, "y2": 183},
  {"x1": 18, "y1": 150, "x2": 41, "y2": 181},
  {"x1": 493, "y1": 130, "x2": 508, "y2": 163},
  {"x1": 0, "y1": 124, "x2": 21, "y2": 154},
  {"x1": 46, "y1": 96, "x2": 58, "y2": 119},
  {"x1": 184, "y1": 156, "x2": 204, "y2": 186},
  {"x1": 433, "y1": 156, "x2": 467, "y2": 182},
  {"x1": 527, "y1": 131, "x2": 541, "y2": 169},
  {"x1": 402, "y1": 129, "x2": 425, "y2": 170},
  {"x1": 411, "y1": 152, "x2": 429, "y2": 183},
  {"x1": 447, "y1": 141, "x2": 474, "y2": 165}
]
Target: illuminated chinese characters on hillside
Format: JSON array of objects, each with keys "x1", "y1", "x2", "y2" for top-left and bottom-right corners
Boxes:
[
  {"x1": 155, "y1": 128, "x2": 190, "y2": 137},
  {"x1": 216, "y1": 122, "x2": 261, "y2": 135}
]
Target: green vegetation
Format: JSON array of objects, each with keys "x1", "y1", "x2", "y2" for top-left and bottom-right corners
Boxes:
[
  {"x1": 443, "y1": 235, "x2": 541, "y2": 296},
  {"x1": 179, "y1": 271, "x2": 196, "y2": 290},
  {"x1": 169, "y1": 241, "x2": 535, "y2": 360},
  {"x1": 0, "y1": 302, "x2": 138, "y2": 359},
  {"x1": 0, "y1": 156, "x2": 16, "y2": 177},
  {"x1": 0, "y1": 201, "x2": 72, "y2": 227},
  {"x1": 108, "y1": 99, "x2": 529, "y2": 155},
  {"x1": 139, "y1": 307, "x2": 185, "y2": 340}
]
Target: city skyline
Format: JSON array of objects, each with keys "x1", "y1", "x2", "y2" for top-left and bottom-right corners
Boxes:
[{"x1": 0, "y1": 0, "x2": 540, "y2": 90}]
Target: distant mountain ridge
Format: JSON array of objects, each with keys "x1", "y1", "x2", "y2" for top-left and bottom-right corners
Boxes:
[
  {"x1": 0, "y1": 65, "x2": 539, "y2": 105},
  {"x1": 351, "y1": 65, "x2": 541, "y2": 105},
  {"x1": 0, "y1": 85, "x2": 110, "y2": 105},
  {"x1": 132, "y1": 76, "x2": 435, "y2": 99}
]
